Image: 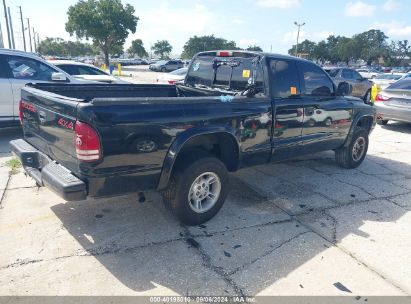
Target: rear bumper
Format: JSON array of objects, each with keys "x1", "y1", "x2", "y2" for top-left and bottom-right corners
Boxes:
[
  {"x1": 374, "y1": 103, "x2": 411, "y2": 123},
  {"x1": 9, "y1": 139, "x2": 87, "y2": 201}
]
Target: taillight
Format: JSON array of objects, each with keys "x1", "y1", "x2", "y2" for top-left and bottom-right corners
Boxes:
[
  {"x1": 19, "y1": 100, "x2": 23, "y2": 125},
  {"x1": 375, "y1": 94, "x2": 389, "y2": 102},
  {"x1": 74, "y1": 121, "x2": 101, "y2": 162},
  {"x1": 168, "y1": 80, "x2": 176, "y2": 85}
]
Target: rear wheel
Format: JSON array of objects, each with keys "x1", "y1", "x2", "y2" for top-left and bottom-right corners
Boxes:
[
  {"x1": 162, "y1": 152, "x2": 229, "y2": 225},
  {"x1": 161, "y1": 67, "x2": 166, "y2": 72},
  {"x1": 377, "y1": 119, "x2": 389, "y2": 126},
  {"x1": 335, "y1": 127, "x2": 369, "y2": 169}
]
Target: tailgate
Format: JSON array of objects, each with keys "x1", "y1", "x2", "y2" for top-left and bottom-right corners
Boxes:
[{"x1": 20, "y1": 86, "x2": 84, "y2": 173}]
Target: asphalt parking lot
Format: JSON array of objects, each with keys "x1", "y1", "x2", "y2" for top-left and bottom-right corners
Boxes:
[
  {"x1": 119, "y1": 65, "x2": 169, "y2": 84},
  {"x1": 0, "y1": 121, "x2": 411, "y2": 296}
]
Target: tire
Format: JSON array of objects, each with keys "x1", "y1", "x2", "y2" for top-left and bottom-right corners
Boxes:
[
  {"x1": 335, "y1": 127, "x2": 369, "y2": 169},
  {"x1": 377, "y1": 119, "x2": 389, "y2": 126},
  {"x1": 364, "y1": 90, "x2": 371, "y2": 104},
  {"x1": 162, "y1": 151, "x2": 229, "y2": 225},
  {"x1": 161, "y1": 67, "x2": 166, "y2": 72}
]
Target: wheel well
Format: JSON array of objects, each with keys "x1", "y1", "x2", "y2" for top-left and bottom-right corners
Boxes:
[
  {"x1": 175, "y1": 133, "x2": 239, "y2": 172},
  {"x1": 356, "y1": 116, "x2": 373, "y2": 133}
]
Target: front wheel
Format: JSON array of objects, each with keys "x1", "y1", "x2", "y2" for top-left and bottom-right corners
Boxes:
[
  {"x1": 162, "y1": 153, "x2": 229, "y2": 225},
  {"x1": 335, "y1": 127, "x2": 369, "y2": 169}
]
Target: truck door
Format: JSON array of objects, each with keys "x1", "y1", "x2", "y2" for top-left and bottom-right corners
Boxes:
[
  {"x1": 0, "y1": 55, "x2": 14, "y2": 122},
  {"x1": 269, "y1": 58, "x2": 304, "y2": 161},
  {"x1": 297, "y1": 61, "x2": 353, "y2": 154}
]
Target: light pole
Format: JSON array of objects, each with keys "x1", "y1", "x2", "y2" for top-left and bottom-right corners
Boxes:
[{"x1": 294, "y1": 21, "x2": 305, "y2": 57}]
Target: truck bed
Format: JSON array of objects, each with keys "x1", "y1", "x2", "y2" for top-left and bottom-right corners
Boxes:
[{"x1": 26, "y1": 83, "x2": 180, "y2": 101}]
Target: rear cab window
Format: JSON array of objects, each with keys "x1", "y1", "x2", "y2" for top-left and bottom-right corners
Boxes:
[{"x1": 185, "y1": 53, "x2": 265, "y2": 93}]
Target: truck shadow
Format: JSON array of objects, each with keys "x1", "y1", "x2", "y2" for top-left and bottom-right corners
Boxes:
[
  {"x1": 50, "y1": 152, "x2": 410, "y2": 295},
  {"x1": 0, "y1": 127, "x2": 22, "y2": 155}
]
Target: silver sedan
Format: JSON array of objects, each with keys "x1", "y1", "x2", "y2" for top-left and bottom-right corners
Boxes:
[{"x1": 374, "y1": 79, "x2": 411, "y2": 125}]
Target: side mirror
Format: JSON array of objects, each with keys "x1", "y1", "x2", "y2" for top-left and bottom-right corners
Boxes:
[
  {"x1": 337, "y1": 82, "x2": 351, "y2": 96},
  {"x1": 51, "y1": 72, "x2": 68, "y2": 82}
]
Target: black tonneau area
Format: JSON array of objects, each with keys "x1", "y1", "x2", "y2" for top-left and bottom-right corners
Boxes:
[{"x1": 26, "y1": 83, "x2": 179, "y2": 101}]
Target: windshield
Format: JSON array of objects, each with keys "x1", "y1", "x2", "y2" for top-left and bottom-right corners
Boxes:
[
  {"x1": 185, "y1": 56, "x2": 264, "y2": 92},
  {"x1": 155, "y1": 60, "x2": 168, "y2": 65}
]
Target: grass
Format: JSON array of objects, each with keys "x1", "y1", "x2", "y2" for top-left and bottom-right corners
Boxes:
[{"x1": 6, "y1": 158, "x2": 21, "y2": 175}]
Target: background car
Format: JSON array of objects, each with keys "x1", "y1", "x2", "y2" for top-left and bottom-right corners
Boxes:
[
  {"x1": 374, "y1": 78, "x2": 411, "y2": 125},
  {"x1": 356, "y1": 68, "x2": 381, "y2": 79},
  {"x1": 371, "y1": 73, "x2": 404, "y2": 91},
  {"x1": 156, "y1": 67, "x2": 188, "y2": 84},
  {"x1": 149, "y1": 60, "x2": 184, "y2": 72},
  {"x1": 0, "y1": 49, "x2": 89, "y2": 127},
  {"x1": 327, "y1": 67, "x2": 373, "y2": 102},
  {"x1": 50, "y1": 60, "x2": 128, "y2": 84}
]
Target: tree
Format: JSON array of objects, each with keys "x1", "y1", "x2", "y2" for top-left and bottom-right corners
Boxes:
[
  {"x1": 128, "y1": 39, "x2": 148, "y2": 58},
  {"x1": 246, "y1": 45, "x2": 263, "y2": 52},
  {"x1": 181, "y1": 35, "x2": 238, "y2": 59},
  {"x1": 37, "y1": 37, "x2": 66, "y2": 56},
  {"x1": 151, "y1": 40, "x2": 172, "y2": 59},
  {"x1": 334, "y1": 37, "x2": 359, "y2": 65},
  {"x1": 353, "y1": 29, "x2": 388, "y2": 65},
  {"x1": 37, "y1": 37, "x2": 98, "y2": 57},
  {"x1": 288, "y1": 39, "x2": 316, "y2": 58},
  {"x1": 66, "y1": 0, "x2": 139, "y2": 65},
  {"x1": 314, "y1": 40, "x2": 330, "y2": 63}
]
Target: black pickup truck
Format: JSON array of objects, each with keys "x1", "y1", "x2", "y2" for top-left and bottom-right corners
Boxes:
[{"x1": 11, "y1": 51, "x2": 376, "y2": 225}]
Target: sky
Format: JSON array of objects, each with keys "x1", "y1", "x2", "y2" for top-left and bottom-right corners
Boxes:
[{"x1": 1, "y1": 0, "x2": 411, "y2": 56}]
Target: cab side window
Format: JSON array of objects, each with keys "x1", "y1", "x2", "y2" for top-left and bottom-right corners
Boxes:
[
  {"x1": 352, "y1": 70, "x2": 363, "y2": 81},
  {"x1": 269, "y1": 59, "x2": 300, "y2": 98},
  {"x1": 300, "y1": 62, "x2": 334, "y2": 97},
  {"x1": 341, "y1": 69, "x2": 354, "y2": 80},
  {"x1": 6, "y1": 56, "x2": 57, "y2": 81}
]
